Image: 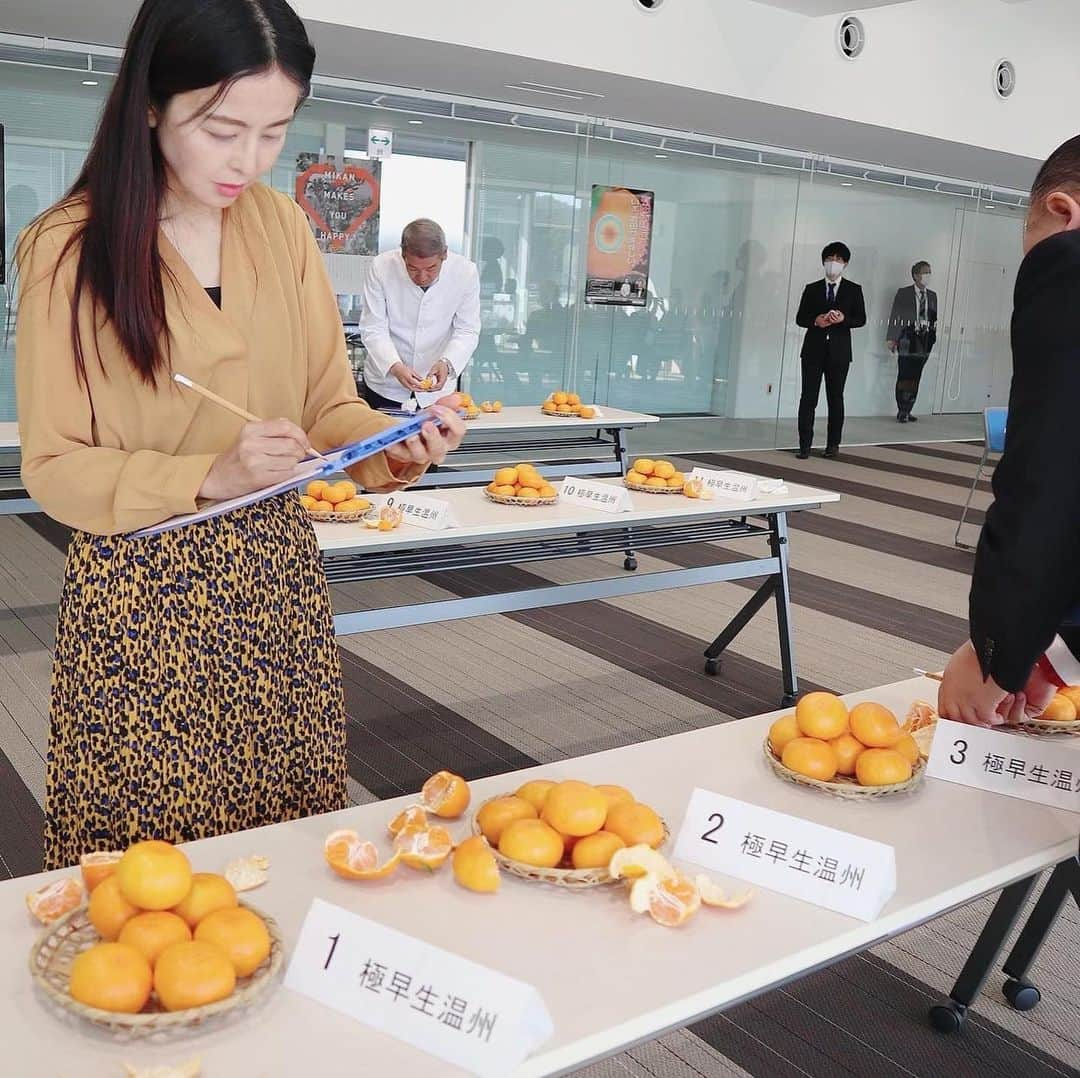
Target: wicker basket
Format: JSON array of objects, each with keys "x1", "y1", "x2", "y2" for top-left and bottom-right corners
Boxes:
[
  {"x1": 1017, "y1": 716, "x2": 1080, "y2": 737},
  {"x1": 763, "y1": 738, "x2": 925, "y2": 800},
  {"x1": 623, "y1": 479, "x2": 684, "y2": 495},
  {"x1": 306, "y1": 509, "x2": 369, "y2": 524},
  {"x1": 538, "y1": 408, "x2": 584, "y2": 419},
  {"x1": 29, "y1": 901, "x2": 284, "y2": 1040},
  {"x1": 471, "y1": 794, "x2": 669, "y2": 889},
  {"x1": 483, "y1": 490, "x2": 559, "y2": 508}
]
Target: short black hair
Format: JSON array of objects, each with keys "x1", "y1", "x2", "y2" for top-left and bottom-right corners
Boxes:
[
  {"x1": 1031, "y1": 135, "x2": 1080, "y2": 205},
  {"x1": 912, "y1": 260, "x2": 931, "y2": 277},
  {"x1": 821, "y1": 242, "x2": 851, "y2": 263}
]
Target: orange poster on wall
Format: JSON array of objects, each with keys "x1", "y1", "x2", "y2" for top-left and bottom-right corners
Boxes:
[{"x1": 585, "y1": 185, "x2": 654, "y2": 306}]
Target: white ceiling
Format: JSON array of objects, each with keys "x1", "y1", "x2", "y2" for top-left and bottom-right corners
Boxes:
[{"x1": 748, "y1": 0, "x2": 914, "y2": 13}]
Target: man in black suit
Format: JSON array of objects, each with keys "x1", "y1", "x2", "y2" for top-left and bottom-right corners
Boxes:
[
  {"x1": 887, "y1": 261, "x2": 938, "y2": 422},
  {"x1": 939, "y1": 135, "x2": 1080, "y2": 725},
  {"x1": 794, "y1": 242, "x2": 866, "y2": 458}
]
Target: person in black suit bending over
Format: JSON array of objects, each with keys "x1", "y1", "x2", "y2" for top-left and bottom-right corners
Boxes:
[
  {"x1": 887, "y1": 261, "x2": 938, "y2": 422},
  {"x1": 939, "y1": 135, "x2": 1080, "y2": 726},
  {"x1": 794, "y1": 242, "x2": 866, "y2": 459}
]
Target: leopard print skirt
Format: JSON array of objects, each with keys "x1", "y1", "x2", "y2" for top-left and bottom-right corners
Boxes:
[{"x1": 44, "y1": 493, "x2": 348, "y2": 870}]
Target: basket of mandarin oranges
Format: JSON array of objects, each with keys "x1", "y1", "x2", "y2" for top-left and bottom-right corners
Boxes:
[
  {"x1": 299, "y1": 479, "x2": 371, "y2": 523},
  {"x1": 764, "y1": 691, "x2": 926, "y2": 800},
  {"x1": 540, "y1": 391, "x2": 596, "y2": 419},
  {"x1": 624, "y1": 458, "x2": 686, "y2": 494},
  {"x1": 25, "y1": 841, "x2": 281, "y2": 1039},
  {"x1": 485, "y1": 463, "x2": 559, "y2": 506}
]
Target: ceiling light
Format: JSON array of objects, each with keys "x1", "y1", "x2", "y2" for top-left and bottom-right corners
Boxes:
[
  {"x1": 82, "y1": 79, "x2": 99, "y2": 86},
  {"x1": 840, "y1": 181, "x2": 854, "y2": 186},
  {"x1": 408, "y1": 119, "x2": 424, "y2": 125},
  {"x1": 655, "y1": 153, "x2": 668, "y2": 159},
  {"x1": 505, "y1": 81, "x2": 605, "y2": 101}
]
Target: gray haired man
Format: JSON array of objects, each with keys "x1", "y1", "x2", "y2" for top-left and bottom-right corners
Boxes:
[{"x1": 360, "y1": 218, "x2": 481, "y2": 409}]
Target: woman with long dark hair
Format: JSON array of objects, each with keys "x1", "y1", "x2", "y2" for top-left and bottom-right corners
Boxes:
[{"x1": 16, "y1": 0, "x2": 464, "y2": 870}]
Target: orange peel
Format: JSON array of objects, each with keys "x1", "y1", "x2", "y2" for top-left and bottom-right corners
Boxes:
[
  {"x1": 26, "y1": 876, "x2": 84, "y2": 925},
  {"x1": 694, "y1": 875, "x2": 755, "y2": 909},
  {"x1": 420, "y1": 770, "x2": 471, "y2": 819},
  {"x1": 387, "y1": 805, "x2": 429, "y2": 837},
  {"x1": 393, "y1": 824, "x2": 454, "y2": 871},
  {"x1": 223, "y1": 854, "x2": 270, "y2": 893},
  {"x1": 629, "y1": 872, "x2": 702, "y2": 927},
  {"x1": 324, "y1": 830, "x2": 401, "y2": 880},
  {"x1": 608, "y1": 844, "x2": 675, "y2": 881}
]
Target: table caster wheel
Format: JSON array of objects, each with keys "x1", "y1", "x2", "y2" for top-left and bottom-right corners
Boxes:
[
  {"x1": 623, "y1": 556, "x2": 638, "y2": 571},
  {"x1": 704, "y1": 657, "x2": 720, "y2": 676},
  {"x1": 1003, "y1": 979, "x2": 1041, "y2": 1011},
  {"x1": 928, "y1": 1002, "x2": 966, "y2": 1034}
]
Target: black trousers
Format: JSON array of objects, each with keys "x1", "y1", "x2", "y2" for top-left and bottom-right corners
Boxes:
[
  {"x1": 895, "y1": 353, "x2": 929, "y2": 416},
  {"x1": 361, "y1": 382, "x2": 410, "y2": 410},
  {"x1": 798, "y1": 355, "x2": 850, "y2": 451}
]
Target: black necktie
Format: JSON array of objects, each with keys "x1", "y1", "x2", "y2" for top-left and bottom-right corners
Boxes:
[
  {"x1": 918, "y1": 290, "x2": 926, "y2": 324},
  {"x1": 827, "y1": 282, "x2": 836, "y2": 305}
]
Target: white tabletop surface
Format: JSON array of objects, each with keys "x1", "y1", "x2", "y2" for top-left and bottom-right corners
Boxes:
[
  {"x1": 456, "y1": 405, "x2": 658, "y2": 433},
  {"x1": 2, "y1": 678, "x2": 1077, "y2": 1077},
  {"x1": 316, "y1": 477, "x2": 839, "y2": 555}
]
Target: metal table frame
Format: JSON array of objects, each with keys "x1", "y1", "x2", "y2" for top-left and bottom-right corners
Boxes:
[{"x1": 326, "y1": 508, "x2": 801, "y2": 707}]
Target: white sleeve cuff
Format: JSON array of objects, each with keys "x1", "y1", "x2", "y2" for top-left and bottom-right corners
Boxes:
[{"x1": 1044, "y1": 635, "x2": 1080, "y2": 686}]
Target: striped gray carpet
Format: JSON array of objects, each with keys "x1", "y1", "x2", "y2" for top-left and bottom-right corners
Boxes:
[{"x1": 3, "y1": 441, "x2": 1078, "y2": 1076}]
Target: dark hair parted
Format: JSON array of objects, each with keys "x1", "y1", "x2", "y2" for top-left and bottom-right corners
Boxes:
[{"x1": 821, "y1": 242, "x2": 851, "y2": 263}]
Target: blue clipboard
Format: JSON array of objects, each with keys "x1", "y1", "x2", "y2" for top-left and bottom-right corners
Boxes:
[{"x1": 128, "y1": 410, "x2": 446, "y2": 539}]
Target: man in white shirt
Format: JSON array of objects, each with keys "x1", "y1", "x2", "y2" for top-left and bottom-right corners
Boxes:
[{"x1": 360, "y1": 219, "x2": 481, "y2": 410}]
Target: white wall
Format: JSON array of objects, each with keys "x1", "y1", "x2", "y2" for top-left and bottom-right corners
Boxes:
[{"x1": 295, "y1": 0, "x2": 1080, "y2": 162}]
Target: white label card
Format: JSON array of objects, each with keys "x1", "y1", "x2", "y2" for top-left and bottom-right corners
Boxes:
[
  {"x1": 689, "y1": 467, "x2": 760, "y2": 500},
  {"x1": 927, "y1": 719, "x2": 1080, "y2": 814},
  {"x1": 673, "y1": 789, "x2": 896, "y2": 921},
  {"x1": 285, "y1": 899, "x2": 554, "y2": 1077},
  {"x1": 560, "y1": 477, "x2": 633, "y2": 513},
  {"x1": 379, "y1": 491, "x2": 459, "y2": 531}
]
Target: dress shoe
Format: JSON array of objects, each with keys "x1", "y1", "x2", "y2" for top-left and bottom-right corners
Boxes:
[
  {"x1": 823, "y1": 445, "x2": 839, "y2": 459},
  {"x1": 795, "y1": 448, "x2": 810, "y2": 460},
  {"x1": 907, "y1": 414, "x2": 918, "y2": 422},
  {"x1": 897, "y1": 412, "x2": 909, "y2": 423}
]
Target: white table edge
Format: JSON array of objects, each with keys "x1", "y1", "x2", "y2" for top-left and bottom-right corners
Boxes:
[{"x1": 518, "y1": 836, "x2": 1077, "y2": 1076}]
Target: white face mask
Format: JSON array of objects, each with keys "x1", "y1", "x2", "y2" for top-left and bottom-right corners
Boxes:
[
  {"x1": 824, "y1": 260, "x2": 845, "y2": 280},
  {"x1": 919, "y1": 274, "x2": 932, "y2": 286}
]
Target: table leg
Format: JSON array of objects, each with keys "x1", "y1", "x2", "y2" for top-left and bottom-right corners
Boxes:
[
  {"x1": 928, "y1": 873, "x2": 1038, "y2": 1033},
  {"x1": 612, "y1": 428, "x2": 638, "y2": 571},
  {"x1": 999, "y1": 852, "x2": 1080, "y2": 1012},
  {"x1": 770, "y1": 513, "x2": 798, "y2": 707}
]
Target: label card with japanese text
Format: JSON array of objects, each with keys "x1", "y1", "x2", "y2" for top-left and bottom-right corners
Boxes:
[
  {"x1": 926, "y1": 719, "x2": 1080, "y2": 813},
  {"x1": 285, "y1": 899, "x2": 553, "y2": 1077},
  {"x1": 673, "y1": 789, "x2": 896, "y2": 921},
  {"x1": 688, "y1": 468, "x2": 759, "y2": 501},
  {"x1": 560, "y1": 477, "x2": 633, "y2": 514},
  {"x1": 378, "y1": 491, "x2": 459, "y2": 531}
]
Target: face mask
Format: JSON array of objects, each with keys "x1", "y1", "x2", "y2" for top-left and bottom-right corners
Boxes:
[
  {"x1": 824, "y1": 260, "x2": 844, "y2": 280},
  {"x1": 919, "y1": 274, "x2": 932, "y2": 285}
]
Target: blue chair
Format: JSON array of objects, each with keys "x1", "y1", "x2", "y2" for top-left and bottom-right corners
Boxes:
[{"x1": 955, "y1": 406, "x2": 1007, "y2": 550}]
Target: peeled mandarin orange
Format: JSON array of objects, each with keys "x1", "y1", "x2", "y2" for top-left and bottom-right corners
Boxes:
[
  {"x1": 829, "y1": 733, "x2": 865, "y2": 777},
  {"x1": 79, "y1": 850, "x2": 123, "y2": 894},
  {"x1": 782, "y1": 737, "x2": 839, "y2": 782},
  {"x1": 421, "y1": 770, "x2": 471, "y2": 818},
  {"x1": 89, "y1": 874, "x2": 141, "y2": 940},
  {"x1": 795, "y1": 692, "x2": 849, "y2": 740},
  {"x1": 154, "y1": 940, "x2": 236, "y2": 1012},
  {"x1": 69, "y1": 942, "x2": 152, "y2": 1014},
  {"x1": 387, "y1": 805, "x2": 428, "y2": 837},
  {"x1": 653, "y1": 461, "x2": 676, "y2": 480},
  {"x1": 194, "y1": 907, "x2": 272, "y2": 978},
  {"x1": 595, "y1": 784, "x2": 635, "y2": 814},
  {"x1": 515, "y1": 779, "x2": 556, "y2": 813},
  {"x1": 476, "y1": 796, "x2": 537, "y2": 846},
  {"x1": 629, "y1": 872, "x2": 701, "y2": 927},
  {"x1": 171, "y1": 873, "x2": 237, "y2": 929},
  {"x1": 767, "y1": 713, "x2": 800, "y2": 756},
  {"x1": 625, "y1": 470, "x2": 647, "y2": 486},
  {"x1": 115, "y1": 841, "x2": 193, "y2": 911},
  {"x1": 494, "y1": 468, "x2": 518, "y2": 487},
  {"x1": 633, "y1": 459, "x2": 656, "y2": 476},
  {"x1": 26, "y1": 876, "x2": 84, "y2": 925},
  {"x1": 856, "y1": 748, "x2": 912, "y2": 787},
  {"x1": 392, "y1": 824, "x2": 454, "y2": 871},
  {"x1": 541, "y1": 780, "x2": 608, "y2": 837},
  {"x1": 452, "y1": 836, "x2": 500, "y2": 893},
  {"x1": 1042, "y1": 694, "x2": 1078, "y2": 722},
  {"x1": 118, "y1": 911, "x2": 192, "y2": 967},
  {"x1": 609, "y1": 844, "x2": 676, "y2": 881},
  {"x1": 571, "y1": 831, "x2": 625, "y2": 869},
  {"x1": 849, "y1": 702, "x2": 901, "y2": 748},
  {"x1": 499, "y1": 819, "x2": 564, "y2": 868},
  {"x1": 323, "y1": 830, "x2": 400, "y2": 880},
  {"x1": 893, "y1": 732, "x2": 921, "y2": 766},
  {"x1": 604, "y1": 801, "x2": 665, "y2": 848}
]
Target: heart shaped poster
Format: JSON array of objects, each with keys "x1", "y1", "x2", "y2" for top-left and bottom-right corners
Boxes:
[{"x1": 295, "y1": 158, "x2": 382, "y2": 255}]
